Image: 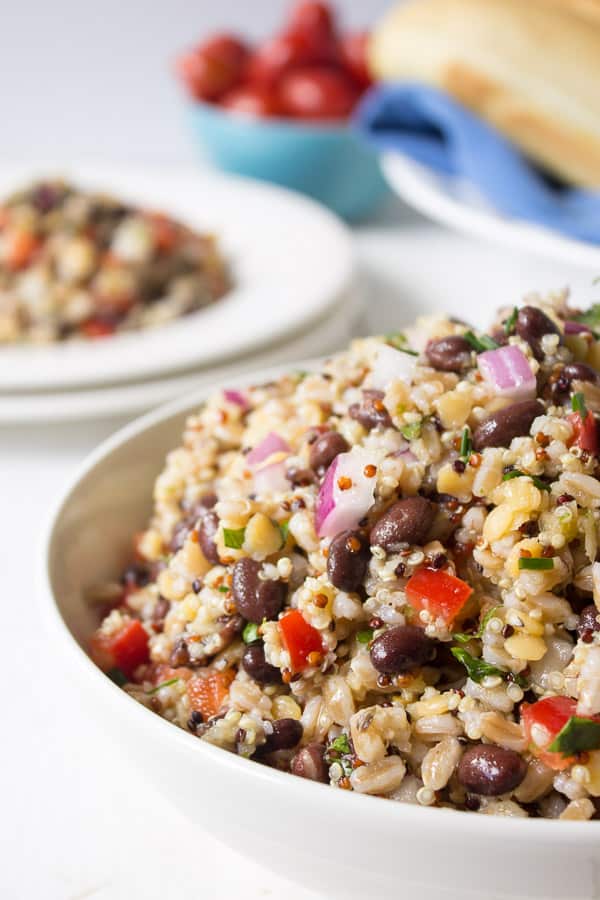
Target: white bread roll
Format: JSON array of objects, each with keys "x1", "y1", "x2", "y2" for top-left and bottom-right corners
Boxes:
[{"x1": 368, "y1": 0, "x2": 600, "y2": 187}]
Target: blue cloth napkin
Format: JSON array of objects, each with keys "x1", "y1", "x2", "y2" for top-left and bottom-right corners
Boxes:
[{"x1": 354, "y1": 83, "x2": 600, "y2": 244}]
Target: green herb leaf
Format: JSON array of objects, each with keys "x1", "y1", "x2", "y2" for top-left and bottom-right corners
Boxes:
[
  {"x1": 547, "y1": 716, "x2": 600, "y2": 756},
  {"x1": 463, "y1": 331, "x2": 499, "y2": 353},
  {"x1": 401, "y1": 420, "x2": 422, "y2": 440},
  {"x1": 107, "y1": 667, "x2": 128, "y2": 686},
  {"x1": 518, "y1": 556, "x2": 554, "y2": 571},
  {"x1": 279, "y1": 520, "x2": 290, "y2": 546},
  {"x1": 451, "y1": 647, "x2": 505, "y2": 683},
  {"x1": 385, "y1": 333, "x2": 418, "y2": 355},
  {"x1": 459, "y1": 426, "x2": 472, "y2": 462},
  {"x1": 243, "y1": 622, "x2": 260, "y2": 644},
  {"x1": 223, "y1": 526, "x2": 246, "y2": 549},
  {"x1": 572, "y1": 391, "x2": 588, "y2": 420},
  {"x1": 453, "y1": 606, "x2": 500, "y2": 644},
  {"x1": 356, "y1": 628, "x2": 374, "y2": 644},
  {"x1": 218, "y1": 584, "x2": 230, "y2": 593},
  {"x1": 576, "y1": 303, "x2": 600, "y2": 328},
  {"x1": 330, "y1": 734, "x2": 351, "y2": 755},
  {"x1": 504, "y1": 307, "x2": 518, "y2": 335},
  {"x1": 502, "y1": 469, "x2": 551, "y2": 492},
  {"x1": 146, "y1": 677, "x2": 180, "y2": 695}
]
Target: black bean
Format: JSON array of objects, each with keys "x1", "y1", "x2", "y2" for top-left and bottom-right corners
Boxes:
[
  {"x1": 457, "y1": 744, "x2": 527, "y2": 796},
  {"x1": 263, "y1": 718, "x2": 303, "y2": 752},
  {"x1": 309, "y1": 431, "x2": 349, "y2": 474},
  {"x1": 286, "y1": 467, "x2": 315, "y2": 487},
  {"x1": 369, "y1": 497, "x2": 435, "y2": 551},
  {"x1": 169, "y1": 637, "x2": 190, "y2": 667},
  {"x1": 121, "y1": 562, "x2": 151, "y2": 589},
  {"x1": 291, "y1": 743, "x2": 328, "y2": 782},
  {"x1": 578, "y1": 604, "x2": 600, "y2": 642},
  {"x1": 516, "y1": 306, "x2": 562, "y2": 360},
  {"x1": 242, "y1": 642, "x2": 282, "y2": 684},
  {"x1": 232, "y1": 558, "x2": 286, "y2": 624},
  {"x1": 197, "y1": 510, "x2": 220, "y2": 564},
  {"x1": 152, "y1": 595, "x2": 170, "y2": 627},
  {"x1": 327, "y1": 529, "x2": 370, "y2": 592},
  {"x1": 218, "y1": 614, "x2": 244, "y2": 647},
  {"x1": 425, "y1": 336, "x2": 473, "y2": 373},
  {"x1": 349, "y1": 390, "x2": 392, "y2": 430},
  {"x1": 472, "y1": 400, "x2": 544, "y2": 450},
  {"x1": 187, "y1": 710, "x2": 204, "y2": 732},
  {"x1": 370, "y1": 625, "x2": 436, "y2": 674},
  {"x1": 551, "y1": 363, "x2": 599, "y2": 403}
]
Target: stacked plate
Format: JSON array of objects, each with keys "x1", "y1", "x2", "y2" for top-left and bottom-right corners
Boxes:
[{"x1": 0, "y1": 164, "x2": 360, "y2": 423}]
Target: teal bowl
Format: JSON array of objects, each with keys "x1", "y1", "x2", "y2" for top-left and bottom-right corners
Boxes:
[{"x1": 185, "y1": 101, "x2": 389, "y2": 222}]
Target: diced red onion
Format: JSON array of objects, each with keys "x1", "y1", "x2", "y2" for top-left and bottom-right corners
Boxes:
[
  {"x1": 478, "y1": 345, "x2": 536, "y2": 400},
  {"x1": 315, "y1": 448, "x2": 377, "y2": 538},
  {"x1": 394, "y1": 447, "x2": 417, "y2": 464},
  {"x1": 370, "y1": 344, "x2": 415, "y2": 390},
  {"x1": 564, "y1": 321, "x2": 592, "y2": 335},
  {"x1": 253, "y1": 459, "x2": 289, "y2": 495},
  {"x1": 246, "y1": 432, "x2": 290, "y2": 466},
  {"x1": 223, "y1": 389, "x2": 249, "y2": 410}
]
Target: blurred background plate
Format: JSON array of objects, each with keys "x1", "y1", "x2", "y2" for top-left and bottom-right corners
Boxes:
[
  {"x1": 0, "y1": 163, "x2": 354, "y2": 391},
  {"x1": 0, "y1": 283, "x2": 362, "y2": 423},
  {"x1": 381, "y1": 153, "x2": 600, "y2": 270}
]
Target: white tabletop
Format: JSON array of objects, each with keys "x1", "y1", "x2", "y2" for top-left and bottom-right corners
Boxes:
[{"x1": 1, "y1": 195, "x2": 594, "y2": 900}]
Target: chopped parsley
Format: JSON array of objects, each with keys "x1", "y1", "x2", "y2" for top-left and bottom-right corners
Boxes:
[
  {"x1": 223, "y1": 526, "x2": 246, "y2": 549},
  {"x1": 356, "y1": 628, "x2": 374, "y2": 644},
  {"x1": 107, "y1": 667, "x2": 128, "y2": 686},
  {"x1": 386, "y1": 332, "x2": 418, "y2": 356},
  {"x1": 146, "y1": 678, "x2": 179, "y2": 695},
  {"x1": 459, "y1": 426, "x2": 472, "y2": 462},
  {"x1": 243, "y1": 622, "x2": 260, "y2": 644},
  {"x1": 453, "y1": 606, "x2": 500, "y2": 644},
  {"x1": 463, "y1": 331, "x2": 499, "y2": 353},
  {"x1": 504, "y1": 307, "x2": 518, "y2": 335},
  {"x1": 576, "y1": 303, "x2": 600, "y2": 329},
  {"x1": 451, "y1": 647, "x2": 505, "y2": 683},
  {"x1": 502, "y1": 469, "x2": 551, "y2": 492},
  {"x1": 518, "y1": 556, "x2": 554, "y2": 571},
  {"x1": 401, "y1": 420, "x2": 422, "y2": 440},
  {"x1": 329, "y1": 734, "x2": 351, "y2": 755},
  {"x1": 572, "y1": 391, "x2": 588, "y2": 420},
  {"x1": 218, "y1": 584, "x2": 230, "y2": 593},
  {"x1": 279, "y1": 520, "x2": 290, "y2": 546},
  {"x1": 547, "y1": 716, "x2": 600, "y2": 756}
]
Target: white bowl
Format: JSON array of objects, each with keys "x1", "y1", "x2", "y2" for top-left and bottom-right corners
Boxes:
[{"x1": 41, "y1": 369, "x2": 600, "y2": 900}]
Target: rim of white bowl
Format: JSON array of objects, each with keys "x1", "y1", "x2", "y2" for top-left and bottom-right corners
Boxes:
[{"x1": 39, "y1": 363, "x2": 600, "y2": 841}]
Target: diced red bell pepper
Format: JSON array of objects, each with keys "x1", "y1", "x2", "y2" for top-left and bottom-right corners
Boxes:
[
  {"x1": 521, "y1": 696, "x2": 579, "y2": 770},
  {"x1": 279, "y1": 609, "x2": 324, "y2": 672},
  {"x1": 81, "y1": 317, "x2": 116, "y2": 339},
  {"x1": 187, "y1": 669, "x2": 235, "y2": 719},
  {"x1": 5, "y1": 229, "x2": 40, "y2": 270},
  {"x1": 405, "y1": 567, "x2": 473, "y2": 626},
  {"x1": 567, "y1": 411, "x2": 599, "y2": 454},
  {"x1": 90, "y1": 618, "x2": 150, "y2": 678}
]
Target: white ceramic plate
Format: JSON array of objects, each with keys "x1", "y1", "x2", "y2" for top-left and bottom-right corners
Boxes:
[
  {"x1": 382, "y1": 153, "x2": 600, "y2": 270},
  {"x1": 0, "y1": 163, "x2": 354, "y2": 391},
  {"x1": 0, "y1": 287, "x2": 362, "y2": 423}
]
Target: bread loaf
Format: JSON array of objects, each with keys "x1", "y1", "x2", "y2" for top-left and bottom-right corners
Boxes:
[{"x1": 368, "y1": 0, "x2": 600, "y2": 187}]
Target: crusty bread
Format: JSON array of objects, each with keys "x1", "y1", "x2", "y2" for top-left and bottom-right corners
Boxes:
[{"x1": 368, "y1": 0, "x2": 600, "y2": 187}]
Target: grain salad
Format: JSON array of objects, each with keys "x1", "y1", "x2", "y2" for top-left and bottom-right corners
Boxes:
[
  {"x1": 90, "y1": 292, "x2": 600, "y2": 819},
  {"x1": 0, "y1": 180, "x2": 229, "y2": 342}
]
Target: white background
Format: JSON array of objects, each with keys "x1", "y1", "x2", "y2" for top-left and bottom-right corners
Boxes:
[{"x1": 0, "y1": 0, "x2": 389, "y2": 164}]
